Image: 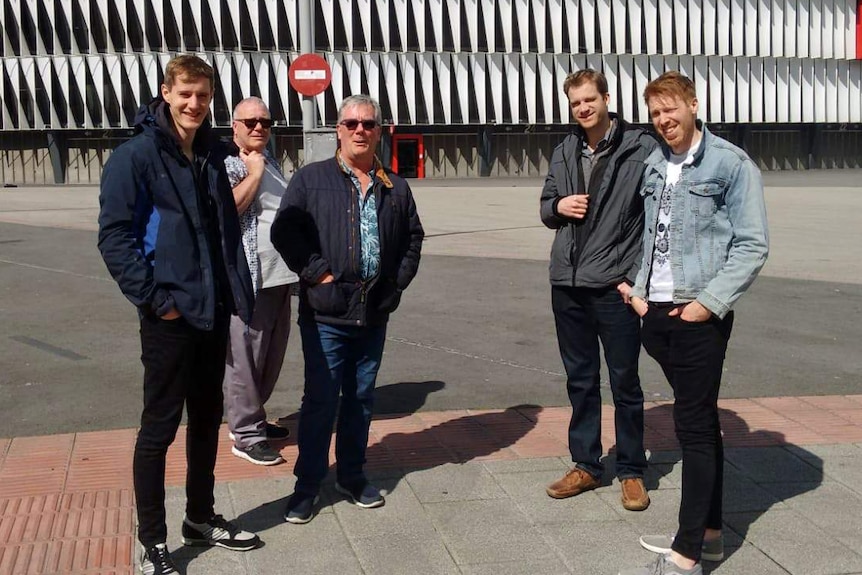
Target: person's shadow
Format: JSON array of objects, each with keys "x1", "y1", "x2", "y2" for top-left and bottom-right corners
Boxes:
[
  {"x1": 231, "y1": 380, "x2": 540, "y2": 536},
  {"x1": 639, "y1": 403, "x2": 824, "y2": 573}
]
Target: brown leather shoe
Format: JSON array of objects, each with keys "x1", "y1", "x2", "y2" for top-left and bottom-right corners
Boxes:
[
  {"x1": 546, "y1": 468, "x2": 601, "y2": 499},
  {"x1": 620, "y1": 477, "x2": 650, "y2": 511}
]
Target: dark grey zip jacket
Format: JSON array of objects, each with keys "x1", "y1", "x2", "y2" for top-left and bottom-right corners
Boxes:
[{"x1": 540, "y1": 115, "x2": 658, "y2": 288}]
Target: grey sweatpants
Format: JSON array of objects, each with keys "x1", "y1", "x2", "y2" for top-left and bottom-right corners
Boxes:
[{"x1": 223, "y1": 283, "x2": 294, "y2": 448}]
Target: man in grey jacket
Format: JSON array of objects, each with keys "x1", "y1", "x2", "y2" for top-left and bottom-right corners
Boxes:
[{"x1": 540, "y1": 69, "x2": 657, "y2": 511}]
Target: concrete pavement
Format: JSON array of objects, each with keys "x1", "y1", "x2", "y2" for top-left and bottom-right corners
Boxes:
[
  {"x1": 1, "y1": 171, "x2": 861, "y2": 574},
  {"x1": 1, "y1": 398, "x2": 862, "y2": 574}
]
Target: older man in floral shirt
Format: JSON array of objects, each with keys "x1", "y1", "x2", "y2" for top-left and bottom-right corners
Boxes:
[{"x1": 223, "y1": 97, "x2": 297, "y2": 467}]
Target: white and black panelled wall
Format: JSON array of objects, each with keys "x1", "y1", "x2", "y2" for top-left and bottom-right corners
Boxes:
[{"x1": 1, "y1": 0, "x2": 861, "y2": 182}]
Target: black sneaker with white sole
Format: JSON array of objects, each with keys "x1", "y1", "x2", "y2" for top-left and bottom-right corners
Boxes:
[
  {"x1": 140, "y1": 543, "x2": 178, "y2": 575},
  {"x1": 181, "y1": 515, "x2": 260, "y2": 551},
  {"x1": 231, "y1": 441, "x2": 284, "y2": 466}
]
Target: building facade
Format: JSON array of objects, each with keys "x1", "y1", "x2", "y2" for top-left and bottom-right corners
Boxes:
[{"x1": 1, "y1": 0, "x2": 861, "y2": 183}]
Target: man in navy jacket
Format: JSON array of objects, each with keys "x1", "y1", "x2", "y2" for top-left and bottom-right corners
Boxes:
[
  {"x1": 98, "y1": 55, "x2": 259, "y2": 575},
  {"x1": 272, "y1": 94, "x2": 423, "y2": 524}
]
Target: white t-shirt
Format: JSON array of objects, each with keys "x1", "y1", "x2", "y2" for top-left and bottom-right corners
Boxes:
[
  {"x1": 257, "y1": 162, "x2": 299, "y2": 289},
  {"x1": 647, "y1": 139, "x2": 701, "y2": 302}
]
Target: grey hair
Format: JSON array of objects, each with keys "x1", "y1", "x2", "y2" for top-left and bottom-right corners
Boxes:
[
  {"x1": 232, "y1": 96, "x2": 269, "y2": 118},
  {"x1": 337, "y1": 95, "x2": 382, "y2": 124}
]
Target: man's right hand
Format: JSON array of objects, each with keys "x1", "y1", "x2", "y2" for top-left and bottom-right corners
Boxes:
[
  {"x1": 556, "y1": 194, "x2": 589, "y2": 219},
  {"x1": 630, "y1": 297, "x2": 648, "y2": 318},
  {"x1": 317, "y1": 272, "x2": 335, "y2": 284},
  {"x1": 240, "y1": 149, "x2": 266, "y2": 177}
]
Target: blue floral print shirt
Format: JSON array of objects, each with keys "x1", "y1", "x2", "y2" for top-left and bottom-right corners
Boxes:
[{"x1": 338, "y1": 154, "x2": 380, "y2": 281}]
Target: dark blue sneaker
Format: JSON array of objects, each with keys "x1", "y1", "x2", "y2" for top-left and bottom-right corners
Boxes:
[
  {"x1": 335, "y1": 481, "x2": 385, "y2": 509},
  {"x1": 284, "y1": 492, "x2": 319, "y2": 524}
]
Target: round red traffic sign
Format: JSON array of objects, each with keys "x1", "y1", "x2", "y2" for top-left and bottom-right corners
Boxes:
[{"x1": 289, "y1": 54, "x2": 332, "y2": 97}]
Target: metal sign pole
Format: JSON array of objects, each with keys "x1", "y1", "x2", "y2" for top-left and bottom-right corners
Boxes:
[{"x1": 299, "y1": 0, "x2": 314, "y2": 133}]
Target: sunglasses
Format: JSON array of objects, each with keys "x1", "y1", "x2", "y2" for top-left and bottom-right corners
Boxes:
[
  {"x1": 236, "y1": 117, "x2": 273, "y2": 129},
  {"x1": 339, "y1": 119, "x2": 379, "y2": 131}
]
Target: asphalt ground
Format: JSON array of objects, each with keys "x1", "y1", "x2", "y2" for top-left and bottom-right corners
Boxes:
[{"x1": 0, "y1": 171, "x2": 860, "y2": 438}]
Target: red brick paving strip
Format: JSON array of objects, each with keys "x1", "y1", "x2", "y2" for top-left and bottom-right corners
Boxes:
[{"x1": 2, "y1": 396, "x2": 862, "y2": 575}]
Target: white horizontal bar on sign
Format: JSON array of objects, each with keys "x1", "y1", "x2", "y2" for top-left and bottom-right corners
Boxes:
[{"x1": 294, "y1": 70, "x2": 328, "y2": 79}]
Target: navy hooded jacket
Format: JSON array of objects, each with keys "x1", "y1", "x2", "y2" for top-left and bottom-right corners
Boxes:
[{"x1": 97, "y1": 98, "x2": 254, "y2": 330}]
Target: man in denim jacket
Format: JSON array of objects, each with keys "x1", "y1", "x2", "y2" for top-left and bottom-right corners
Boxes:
[{"x1": 621, "y1": 72, "x2": 769, "y2": 575}]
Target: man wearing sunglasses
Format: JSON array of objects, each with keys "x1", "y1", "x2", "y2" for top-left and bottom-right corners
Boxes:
[
  {"x1": 222, "y1": 97, "x2": 297, "y2": 466},
  {"x1": 271, "y1": 94, "x2": 424, "y2": 524}
]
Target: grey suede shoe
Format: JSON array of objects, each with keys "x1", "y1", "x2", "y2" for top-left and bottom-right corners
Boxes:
[
  {"x1": 618, "y1": 554, "x2": 703, "y2": 575},
  {"x1": 639, "y1": 533, "x2": 724, "y2": 562}
]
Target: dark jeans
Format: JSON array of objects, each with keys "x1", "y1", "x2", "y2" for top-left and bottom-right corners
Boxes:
[
  {"x1": 551, "y1": 285, "x2": 646, "y2": 479},
  {"x1": 640, "y1": 302, "x2": 734, "y2": 562},
  {"x1": 135, "y1": 312, "x2": 229, "y2": 547},
  {"x1": 293, "y1": 318, "x2": 387, "y2": 494}
]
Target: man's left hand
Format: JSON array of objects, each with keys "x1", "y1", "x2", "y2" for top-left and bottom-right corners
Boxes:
[{"x1": 668, "y1": 301, "x2": 712, "y2": 322}]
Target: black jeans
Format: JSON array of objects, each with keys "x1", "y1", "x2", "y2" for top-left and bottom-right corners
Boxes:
[
  {"x1": 640, "y1": 303, "x2": 734, "y2": 562},
  {"x1": 135, "y1": 312, "x2": 229, "y2": 547},
  {"x1": 551, "y1": 286, "x2": 647, "y2": 479}
]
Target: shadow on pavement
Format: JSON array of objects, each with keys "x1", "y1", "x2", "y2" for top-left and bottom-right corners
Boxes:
[
  {"x1": 642, "y1": 404, "x2": 824, "y2": 573},
  {"x1": 233, "y1": 399, "x2": 540, "y2": 535},
  {"x1": 373, "y1": 379, "x2": 446, "y2": 414}
]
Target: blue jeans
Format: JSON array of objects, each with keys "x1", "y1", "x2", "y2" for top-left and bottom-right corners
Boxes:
[
  {"x1": 294, "y1": 319, "x2": 387, "y2": 494},
  {"x1": 551, "y1": 285, "x2": 646, "y2": 479}
]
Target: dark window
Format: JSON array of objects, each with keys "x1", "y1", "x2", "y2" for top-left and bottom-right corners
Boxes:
[
  {"x1": 277, "y1": 0, "x2": 295, "y2": 50},
  {"x1": 107, "y1": 0, "x2": 124, "y2": 52},
  {"x1": 71, "y1": 0, "x2": 89, "y2": 52},
  {"x1": 126, "y1": 0, "x2": 144, "y2": 51},
  {"x1": 90, "y1": 0, "x2": 108, "y2": 52},
  {"x1": 20, "y1": 0, "x2": 37, "y2": 54},
  {"x1": 51, "y1": 61, "x2": 68, "y2": 126},
  {"x1": 239, "y1": 0, "x2": 257, "y2": 50},
  {"x1": 144, "y1": 0, "x2": 162, "y2": 51},
  {"x1": 85, "y1": 64, "x2": 102, "y2": 126},
  {"x1": 5, "y1": 0, "x2": 21, "y2": 56},
  {"x1": 200, "y1": 0, "x2": 219, "y2": 50},
  {"x1": 182, "y1": 0, "x2": 201, "y2": 50},
  {"x1": 3, "y1": 67, "x2": 19, "y2": 128},
  {"x1": 220, "y1": 0, "x2": 238, "y2": 50},
  {"x1": 163, "y1": 0, "x2": 182, "y2": 50}
]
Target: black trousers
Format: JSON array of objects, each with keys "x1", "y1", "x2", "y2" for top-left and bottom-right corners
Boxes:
[
  {"x1": 134, "y1": 312, "x2": 229, "y2": 547},
  {"x1": 640, "y1": 303, "x2": 734, "y2": 562}
]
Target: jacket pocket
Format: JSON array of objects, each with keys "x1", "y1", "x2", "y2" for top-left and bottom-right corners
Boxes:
[
  {"x1": 688, "y1": 180, "x2": 726, "y2": 217},
  {"x1": 373, "y1": 279, "x2": 403, "y2": 314},
  {"x1": 306, "y1": 281, "x2": 348, "y2": 315}
]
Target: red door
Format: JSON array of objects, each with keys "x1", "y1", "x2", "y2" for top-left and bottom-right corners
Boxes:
[{"x1": 391, "y1": 135, "x2": 425, "y2": 179}]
